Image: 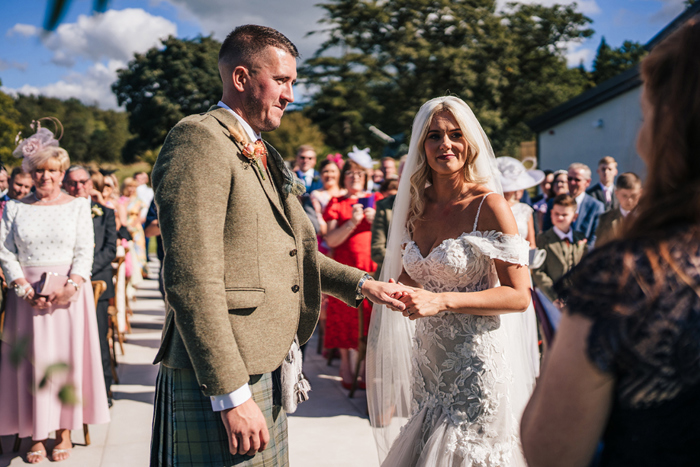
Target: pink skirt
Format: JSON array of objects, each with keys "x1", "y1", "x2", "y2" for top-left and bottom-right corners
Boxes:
[{"x1": 0, "y1": 265, "x2": 110, "y2": 439}]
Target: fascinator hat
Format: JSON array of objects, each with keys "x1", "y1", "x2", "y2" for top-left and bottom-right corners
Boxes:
[
  {"x1": 497, "y1": 156, "x2": 545, "y2": 193},
  {"x1": 347, "y1": 146, "x2": 373, "y2": 169},
  {"x1": 13, "y1": 117, "x2": 64, "y2": 172}
]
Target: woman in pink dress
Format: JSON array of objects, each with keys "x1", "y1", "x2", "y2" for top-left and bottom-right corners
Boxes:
[{"x1": 0, "y1": 129, "x2": 109, "y2": 463}]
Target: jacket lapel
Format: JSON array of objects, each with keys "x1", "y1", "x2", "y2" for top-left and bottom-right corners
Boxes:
[
  {"x1": 207, "y1": 107, "x2": 288, "y2": 220},
  {"x1": 546, "y1": 230, "x2": 568, "y2": 267}
]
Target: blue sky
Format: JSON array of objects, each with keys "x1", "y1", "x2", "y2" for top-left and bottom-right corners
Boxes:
[{"x1": 0, "y1": 0, "x2": 690, "y2": 110}]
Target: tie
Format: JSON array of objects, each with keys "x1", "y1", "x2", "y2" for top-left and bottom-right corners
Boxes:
[
  {"x1": 606, "y1": 188, "x2": 612, "y2": 205},
  {"x1": 254, "y1": 139, "x2": 268, "y2": 171}
]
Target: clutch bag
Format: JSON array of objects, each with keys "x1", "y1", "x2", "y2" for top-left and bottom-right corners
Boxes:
[{"x1": 36, "y1": 272, "x2": 79, "y2": 302}]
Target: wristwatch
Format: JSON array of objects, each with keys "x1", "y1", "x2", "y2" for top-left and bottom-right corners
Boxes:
[
  {"x1": 356, "y1": 273, "x2": 374, "y2": 300},
  {"x1": 13, "y1": 282, "x2": 31, "y2": 298}
]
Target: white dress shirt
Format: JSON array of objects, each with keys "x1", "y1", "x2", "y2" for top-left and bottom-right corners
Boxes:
[
  {"x1": 552, "y1": 225, "x2": 574, "y2": 243},
  {"x1": 299, "y1": 168, "x2": 315, "y2": 187},
  {"x1": 574, "y1": 191, "x2": 586, "y2": 214},
  {"x1": 620, "y1": 207, "x2": 630, "y2": 218},
  {"x1": 207, "y1": 101, "x2": 259, "y2": 412}
]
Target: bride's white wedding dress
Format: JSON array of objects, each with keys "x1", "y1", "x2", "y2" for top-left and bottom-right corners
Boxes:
[{"x1": 382, "y1": 194, "x2": 531, "y2": 467}]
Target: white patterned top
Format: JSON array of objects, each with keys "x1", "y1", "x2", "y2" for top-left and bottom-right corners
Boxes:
[{"x1": 0, "y1": 197, "x2": 95, "y2": 284}]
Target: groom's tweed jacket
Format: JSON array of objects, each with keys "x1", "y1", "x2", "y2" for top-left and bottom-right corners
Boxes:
[{"x1": 152, "y1": 106, "x2": 365, "y2": 397}]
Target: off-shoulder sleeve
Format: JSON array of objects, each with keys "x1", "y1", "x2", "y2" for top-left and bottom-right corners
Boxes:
[
  {"x1": 0, "y1": 201, "x2": 25, "y2": 284},
  {"x1": 554, "y1": 242, "x2": 647, "y2": 375},
  {"x1": 463, "y1": 231, "x2": 529, "y2": 266},
  {"x1": 71, "y1": 198, "x2": 95, "y2": 281}
]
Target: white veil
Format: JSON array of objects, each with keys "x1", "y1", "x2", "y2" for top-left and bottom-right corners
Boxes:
[{"x1": 366, "y1": 96, "x2": 539, "y2": 463}]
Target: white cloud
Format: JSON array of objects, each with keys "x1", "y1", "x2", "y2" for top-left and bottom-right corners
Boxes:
[
  {"x1": 0, "y1": 59, "x2": 27, "y2": 72},
  {"x1": 565, "y1": 44, "x2": 595, "y2": 68},
  {"x1": 650, "y1": 0, "x2": 687, "y2": 24},
  {"x1": 162, "y1": 0, "x2": 327, "y2": 60},
  {"x1": 40, "y1": 8, "x2": 177, "y2": 67},
  {"x1": 2, "y1": 60, "x2": 125, "y2": 110},
  {"x1": 497, "y1": 0, "x2": 602, "y2": 15},
  {"x1": 6, "y1": 23, "x2": 39, "y2": 37}
]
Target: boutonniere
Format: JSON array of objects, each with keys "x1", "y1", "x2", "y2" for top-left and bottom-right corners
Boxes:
[
  {"x1": 91, "y1": 205, "x2": 103, "y2": 218},
  {"x1": 226, "y1": 123, "x2": 266, "y2": 180},
  {"x1": 312, "y1": 174, "x2": 320, "y2": 183}
]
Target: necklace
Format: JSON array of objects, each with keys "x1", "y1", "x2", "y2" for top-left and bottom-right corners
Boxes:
[{"x1": 34, "y1": 191, "x2": 62, "y2": 203}]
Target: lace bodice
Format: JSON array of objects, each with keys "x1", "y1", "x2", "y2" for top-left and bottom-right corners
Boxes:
[
  {"x1": 0, "y1": 198, "x2": 95, "y2": 283},
  {"x1": 400, "y1": 227, "x2": 529, "y2": 464}
]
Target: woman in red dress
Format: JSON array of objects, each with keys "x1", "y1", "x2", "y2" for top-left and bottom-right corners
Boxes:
[{"x1": 324, "y1": 159, "x2": 382, "y2": 389}]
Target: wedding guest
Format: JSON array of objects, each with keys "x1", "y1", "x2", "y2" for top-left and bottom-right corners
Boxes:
[
  {"x1": 0, "y1": 165, "x2": 9, "y2": 196},
  {"x1": 144, "y1": 199, "x2": 164, "y2": 298},
  {"x1": 0, "y1": 168, "x2": 34, "y2": 218},
  {"x1": 542, "y1": 163, "x2": 604, "y2": 245},
  {"x1": 119, "y1": 177, "x2": 147, "y2": 277},
  {"x1": 0, "y1": 131, "x2": 109, "y2": 463},
  {"x1": 594, "y1": 172, "x2": 642, "y2": 247},
  {"x1": 101, "y1": 173, "x2": 127, "y2": 230},
  {"x1": 310, "y1": 159, "x2": 346, "y2": 241},
  {"x1": 536, "y1": 170, "x2": 567, "y2": 233},
  {"x1": 294, "y1": 145, "x2": 323, "y2": 193},
  {"x1": 324, "y1": 159, "x2": 379, "y2": 388},
  {"x1": 532, "y1": 170, "x2": 554, "y2": 205},
  {"x1": 587, "y1": 156, "x2": 619, "y2": 211},
  {"x1": 63, "y1": 165, "x2": 118, "y2": 406},
  {"x1": 522, "y1": 20, "x2": 700, "y2": 466},
  {"x1": 532, "y1": 194, "x2": 588, "y2": 302},
  {"x1": 378, "y1": 177, "x2": 398, "y2": 198},
  {"x1": 372, "y1": 168, "x2": 385, "y2": 187},
  {"x1": 134, "y1": 172, "x2": 153, "y2": 259},
  {"x1": 380, "y1": 156, "x2": 397, "y2": 180},
  {"x1": 498, "y1": 156, "x2": 543, "y2": 246}
]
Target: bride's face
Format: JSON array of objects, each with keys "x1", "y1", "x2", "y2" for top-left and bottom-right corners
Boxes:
[{"x1": 423, "y1": 111, "x2": 468, "y2": 177}]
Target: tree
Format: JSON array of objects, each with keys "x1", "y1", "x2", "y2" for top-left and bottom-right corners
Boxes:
[
  {"x1": 112, "y1": 35, "x2": 222, "y2": 155},
  {"x1": 263, "y1": 111, "x2": 328, "y2": 161},
  {"x1": 0, "y1": 81, "x2": 22, "y2": 166},
  {"x1": 12, "y1": 94, "x2": 131, "y2": 164},
  {"x1": 301, "y1": 0, "x2": 593, "y2": 156},
  {"x1": 591, "y1": 37, "x2": 646, "y2": 85}
]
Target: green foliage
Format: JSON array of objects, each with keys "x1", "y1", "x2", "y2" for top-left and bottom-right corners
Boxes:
[
  {"x1": 12, "y1": 94, "x2": 131, "y2": 165},
  {"x1": 112, "y1": 35, "x2": 222, "y2": 154},
  {"x1": 591, "y1": 37, "x2": 647, "y2": 85},
  {"x1": 39, "y1": 362, "x2": 70, "y2": 389},
  {"x1": 44, "y1": 0, "x2": 110, "y2": 31},
  {"x1": 263, "y1": 111, "x2": 328, "y2": 161},
  {"x1": 0, "y1": 86, "x2": 22, "y2": 166},
  {"x1": 301, "y1": 0, "x2": 593, "y2": 156}
]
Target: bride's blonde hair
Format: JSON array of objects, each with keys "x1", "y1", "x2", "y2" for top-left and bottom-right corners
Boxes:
[{"x1": 407, "y1": 96, "x2": 485, "y2": 233}]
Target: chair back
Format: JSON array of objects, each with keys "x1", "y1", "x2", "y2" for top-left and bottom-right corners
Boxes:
[{"x1": 92, "y1": 280, "x2": 107, "y2": 307}]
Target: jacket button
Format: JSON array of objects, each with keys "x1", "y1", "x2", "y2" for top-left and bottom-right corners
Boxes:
[
  {"x1": 289, "y1": 249, "x2": 297, "y2": 257},
  {"x1": 200, "y1": 384, "x2": 208, "y2": 391},
  {"x1": 291, "y1": 285, "x2": 300, "y2": 293}
]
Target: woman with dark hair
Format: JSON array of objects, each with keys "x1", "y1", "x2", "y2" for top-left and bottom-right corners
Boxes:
[
  {"x1": 521, "y1": 20, "x2": 700, "y2": 467},
  {"x1": 323, "y1": 158, "x2": 381, "y2": 389},
  {"x1": 310, "y1": 158, "x2": 346, "y2": 240}
]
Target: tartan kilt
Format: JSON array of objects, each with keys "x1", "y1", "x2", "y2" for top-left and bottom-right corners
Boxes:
[{"x1": 150, "y1": 366, "x2": 288, "y2": 467}]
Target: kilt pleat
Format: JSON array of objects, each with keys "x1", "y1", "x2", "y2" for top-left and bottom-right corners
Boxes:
[{"x1": 150, "y1": 366, "x2": 288, "y2": 467}]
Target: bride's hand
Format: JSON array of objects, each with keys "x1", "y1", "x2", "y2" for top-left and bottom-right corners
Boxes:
[{"x1": 400, "y1": 289, "x2": 443, "y2": 320}]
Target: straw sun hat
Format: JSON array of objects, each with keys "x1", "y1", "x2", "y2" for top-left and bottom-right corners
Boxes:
[{"x1": 496, "y1": 156, "x2": 545, "y2": 193}]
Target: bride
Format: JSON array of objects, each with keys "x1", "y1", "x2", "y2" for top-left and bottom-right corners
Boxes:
[{"x1": 367, "y1": 96, "x2": 539, "y2": 466}]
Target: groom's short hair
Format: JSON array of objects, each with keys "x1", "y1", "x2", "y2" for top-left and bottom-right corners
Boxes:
[{"x1": 219, "y1": 25, "x2": 299, "y2": 71}]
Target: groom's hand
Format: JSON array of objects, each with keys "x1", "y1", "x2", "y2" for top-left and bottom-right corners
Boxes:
[
  {"x1": 221, "y1": 398, "x2": 270, "y2": 456},
  {"x1": 362, "y1": 280, "x2": 413, "y2": 311}
]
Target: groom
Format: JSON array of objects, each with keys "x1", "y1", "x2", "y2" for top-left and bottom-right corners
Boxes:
[{"x1": 150, "y1": 25, "x2": 408, "y2": 466}]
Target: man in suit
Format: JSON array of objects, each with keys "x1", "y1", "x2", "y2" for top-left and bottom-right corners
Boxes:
[
  {"x1": 532, "y1": 194, "x2": 588, "y2": 302},
  {"x1": 150, "y1": 25, "x2": 409, "y2": 466},
  {"x1": 595, "y1": 172, "x2": 642, "y2": 247},
  {"x1": 543, "y1": 162, "x2": 604, "y2": 246},
  {"x1": 63, "y1": 166, "x2": 118, "y2": 405},
  {"x1": 586, "y1": 156, "x2": 619, "y2": 211},
  {"x1": 371, "y1": 194, "x2": 395, "y2": 279},
  {"x1": 294, "y1": 145, "x2": 323, "y2": 193}
]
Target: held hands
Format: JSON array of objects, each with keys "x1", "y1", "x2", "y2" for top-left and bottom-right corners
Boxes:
[
  {"x1": 46, "y1": 283, "x2": 78, "y2": 306},
  {"x1": 398, "y1": 288, "x2": 443, "y2": 320},
  {"x1": 221, "y1": 398, "x2": 270, "y2": 457},
  {"x1": 361, "y1": 279, "x2": 413, "y2": 311}
]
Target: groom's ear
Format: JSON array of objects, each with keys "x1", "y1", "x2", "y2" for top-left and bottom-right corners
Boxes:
[{"x1": 232, "y1": 66, "x2": 249, "y2": 92}]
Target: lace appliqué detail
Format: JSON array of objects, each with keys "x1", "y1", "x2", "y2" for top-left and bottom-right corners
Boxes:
[{"x1": 398, "y1": 230, "x2": 529, "y2": 465}]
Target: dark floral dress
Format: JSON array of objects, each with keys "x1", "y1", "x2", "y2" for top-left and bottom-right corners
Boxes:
[{"x1": 555, "y1": 225, "x2": 700, "y2": 466}]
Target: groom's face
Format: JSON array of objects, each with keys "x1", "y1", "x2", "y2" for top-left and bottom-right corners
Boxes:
[{"x1": 243, "y1": 46, "x2": 297, "y2": 134}]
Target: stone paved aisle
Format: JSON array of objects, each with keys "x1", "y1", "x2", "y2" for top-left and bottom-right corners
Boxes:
[{"x1": 0, "y1": 267, "x2": 379, "y2": 466}]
